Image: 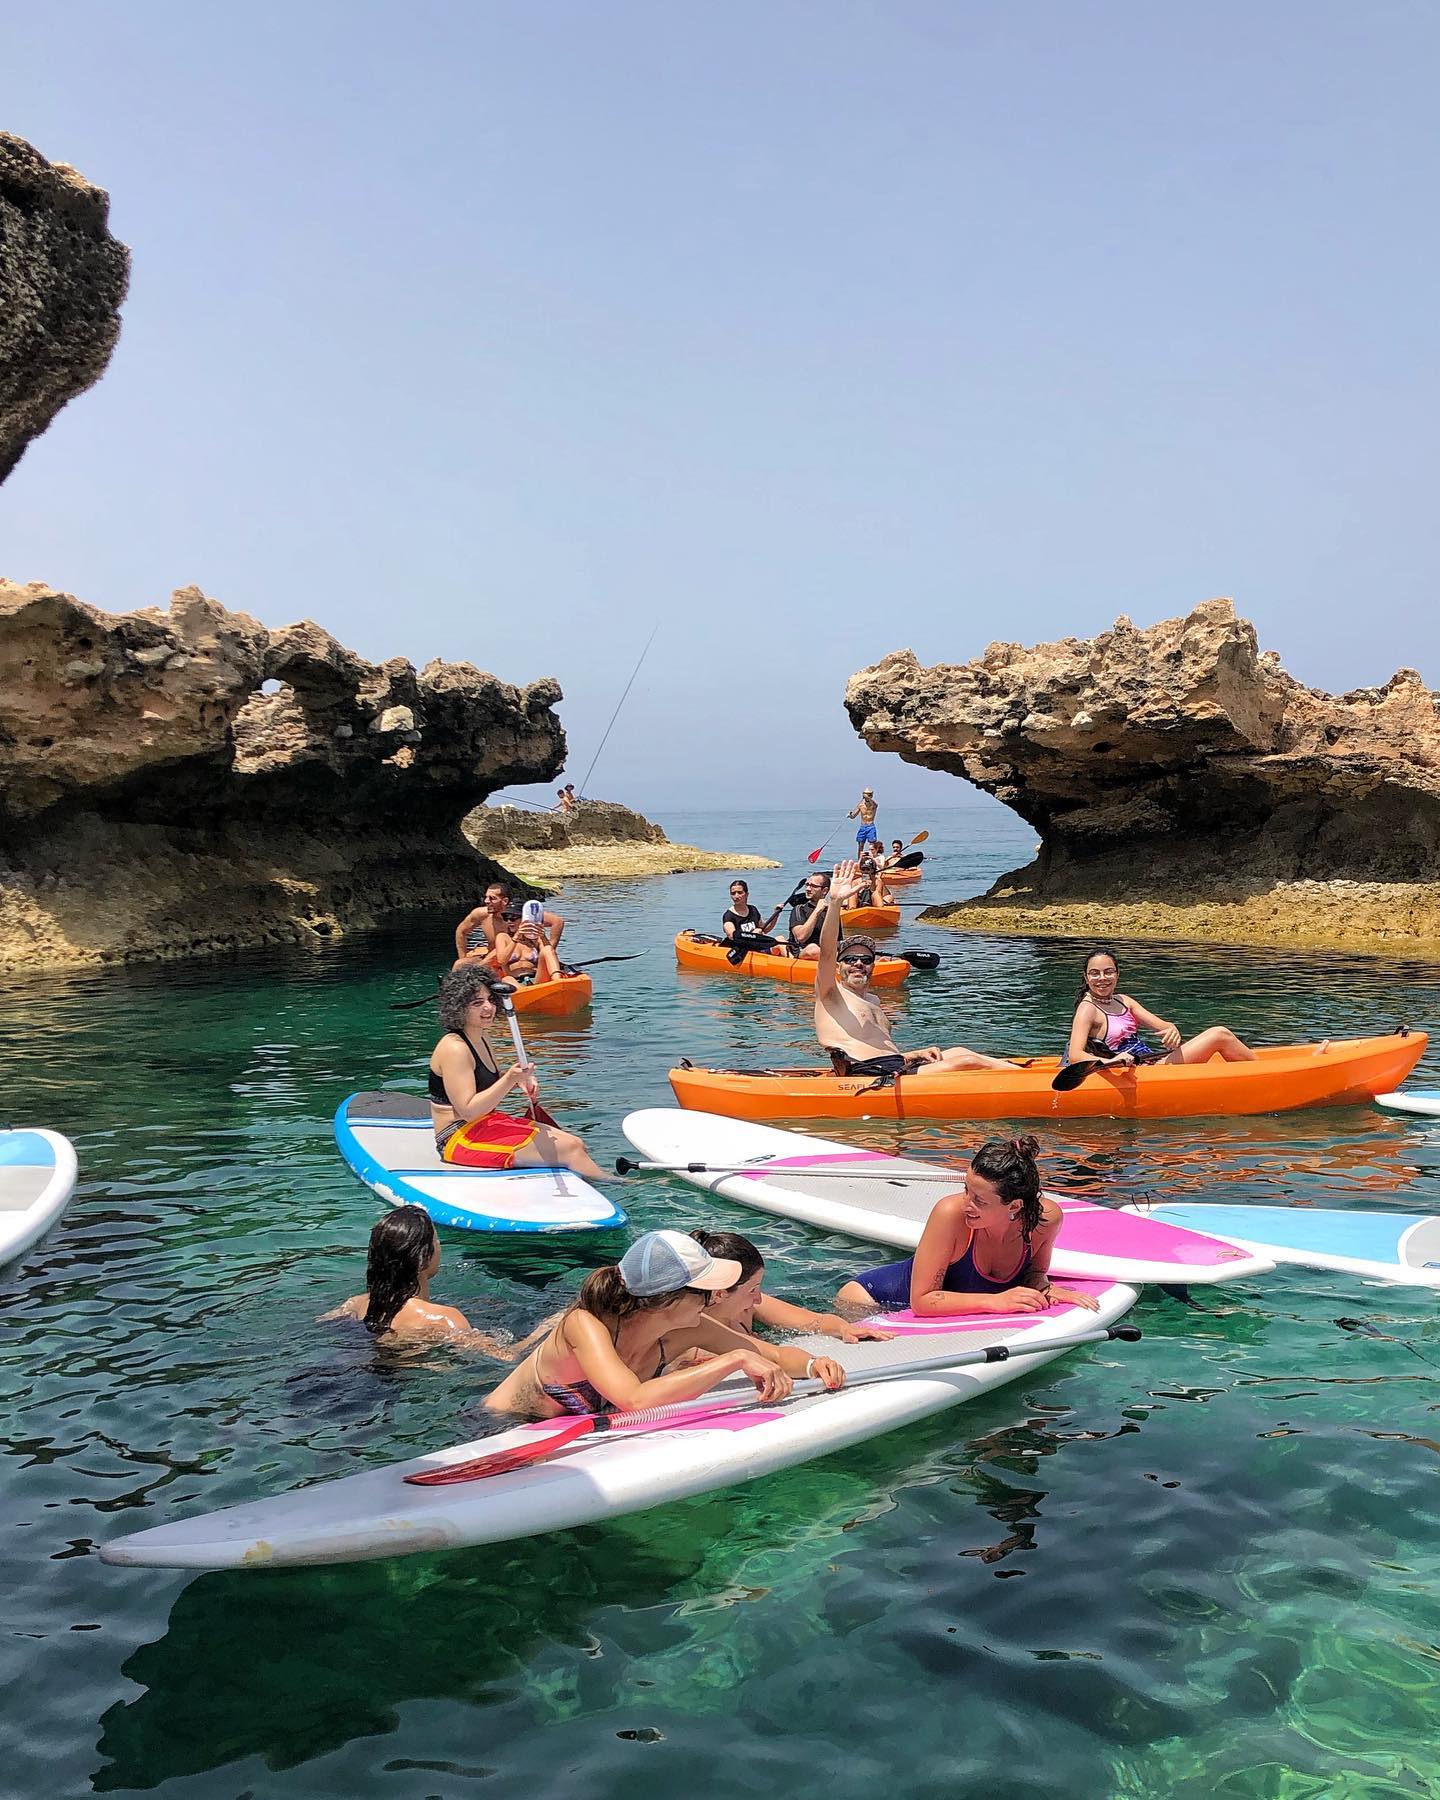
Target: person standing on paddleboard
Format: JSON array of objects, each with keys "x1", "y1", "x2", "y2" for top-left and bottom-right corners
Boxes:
[
  {"x1": 837, "y1": 1137, "x2": 1100, "y2": 1317},
  {"x1": 815, "y1": 860, "x2": 1015, "y2": 1076},
  {"x1": 429, "y1": 965, "x2": 605, "y2": 1179},
  {"x1": 485, "y1": 1229, "x2": 846, "y2": 1418},
  {"x1": 1067, "y1": 948, "x2": 1257, "y2": 1069},
  {"x1": 849, "y1": 787, "x2": 879, "y2": 855}
]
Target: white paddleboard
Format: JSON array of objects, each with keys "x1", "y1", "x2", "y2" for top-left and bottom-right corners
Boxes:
[
  {"x1": 621, "y1": 1109, "x2": 1272, "y2": 1286},
  {"x1": 1121, "y1": 1201, "x2": 1440, "y2": 1288},
  {"x1": 0, "y1": 1128, "x2": 78, "y2": 1273},
  {"x1": 335, "y1": 1092, "x2": 625, "y2": 1235},
  {"x1": 1376, "y1": 1090, "x2": 1440, "y2": 1118},
  {"x1": 99, "y1": 1278, "x2": 1135, "y2": 1569}
]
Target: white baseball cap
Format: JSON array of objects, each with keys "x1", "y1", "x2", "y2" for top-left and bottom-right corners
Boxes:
[{"x1": 617, "y1": 1229, "x2": 742, "y2": 1297}]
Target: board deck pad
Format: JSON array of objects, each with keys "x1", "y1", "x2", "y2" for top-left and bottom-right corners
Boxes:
[
  {"x1": 622, "y1": 1110, "x2": 1273, "y2": 1285},
  {"x1": 0, "y1": 1128, "x2": 78, "y2": 1271},
  {"x1": 336, "y1": 1092, "x2": 625, "y2": 1235}
]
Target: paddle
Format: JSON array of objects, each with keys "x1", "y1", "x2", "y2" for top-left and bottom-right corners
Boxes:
[
  {"x1": 498, "y1": 995, "x2": 561, "y2": 1131},
  {"x1": 1050, "y1": 1047, "x2": 1170, "y2": 1093},
  {"x1": 809, "y1": 826, "x2": 928, "y2": 866},
  {"x1": 403, "y1": 1320, "x2": 1141, "y2": 1485},
  {"x1": 617, "y1": 1155, "x2": 960, "y2": 1179},
  {"x1": 1336, "y1": 1316, "x2": 1440, "y2": 1373},
  {"x1": 388, "y1": 952, "x2": 646, "y2": 1011}
]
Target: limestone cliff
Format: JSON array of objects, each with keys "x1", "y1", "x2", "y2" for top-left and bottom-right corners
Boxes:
[
  {"x1": 846, "y1": 600, "x2": 1440, "y2": 954},
  {"x1": 0, "y1": 134, "x2": 129, "y2": 485},
  {"x1": 464, "y1": 798, "x2": 778, "y2": 881},
  {"x1": 0, "y1": 581, "x2": 563, "y2": 969}
]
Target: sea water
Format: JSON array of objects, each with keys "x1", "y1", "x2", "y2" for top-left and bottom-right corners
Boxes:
[{"x1": 2, "y1": 806, "x2": 1438, "y2": 1798}]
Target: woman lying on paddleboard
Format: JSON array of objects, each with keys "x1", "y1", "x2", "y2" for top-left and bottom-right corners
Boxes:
[
  {"x1": 1068, "y1": 947, "x2": 1256, "y2": 1068},
  {"x1": 429, "y1": 964, "x2": 605, "y2": 1179},
  {"x1": 485, "y1": 1229, "x2": 846, "y2": 1418},
  {"x1": 322, "y1": 1206, "x2": 509, "y2": 1350},
  {"x1": 836, "y1": 1136, "x2": 1099, "y2": 1316}
]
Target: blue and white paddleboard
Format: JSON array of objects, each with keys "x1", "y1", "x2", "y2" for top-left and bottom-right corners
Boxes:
[
  {"x1": 0, "y1": 1128, "x2": 78, "y2": 1273},
  {"x1": 1376, "y1": 1090, "x2": 1440, "y2": 1118},
  {"x1": 1122, "y1": 1201, "x2": 1440, "y2": 1288},
  {"x1": 335, "y1": 1092, "x2": 625, "y2": 1235}
]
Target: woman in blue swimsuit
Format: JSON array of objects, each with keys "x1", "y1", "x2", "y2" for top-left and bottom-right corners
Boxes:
[{"x1": 837, "y1": 1137, "x2": 1099, "y2": 1317}]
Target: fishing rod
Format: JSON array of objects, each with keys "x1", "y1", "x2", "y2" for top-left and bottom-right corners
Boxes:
[{"x1": 573, "y1": 622, "x2": 659, "y2": 800}]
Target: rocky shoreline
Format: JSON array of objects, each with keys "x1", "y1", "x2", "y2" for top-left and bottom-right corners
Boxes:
[
  {"x1": 465, "y1": 800, "x2": 778, "y2": 882},
  {"x1": 850, "y1": 599, "x2": 1440, "y2": 962}
]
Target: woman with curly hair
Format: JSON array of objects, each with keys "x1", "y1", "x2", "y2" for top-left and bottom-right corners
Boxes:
[
  {"x1": 428, "y1": 963, "x2": 604, "y2": 1179},
  {"x1": 836, "y1": 1137, "x2": 1099, "y2": 1317}
]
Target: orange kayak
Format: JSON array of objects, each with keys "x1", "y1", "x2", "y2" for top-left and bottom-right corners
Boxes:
[
  {"x1": 506, "y1": 972, "x2": 594, "y2": 1015},
  {"x1": 674, "y1": 931, "x2": 909, "y2": 988},
  {"x1": 669, "y1": 1032, "x2": 1426, "y2": 1121},
  {"x1": 883, "y1": 866, "x2": 922, "y2": 886},
  {"x1": 840, "y1": 904, "x2": 901, "y2": 930}
]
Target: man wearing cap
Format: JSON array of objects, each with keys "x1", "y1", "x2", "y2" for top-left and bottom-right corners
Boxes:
[
  {"x1": 485, "y1": 1229, "x2": 846, "y2": 1418},
  {"x1": 815, "y1": 861, "x2": 1018, "y2": 1077},
  {"x1": 849, "y1": 787, "x2": 879, "y2": 854}
]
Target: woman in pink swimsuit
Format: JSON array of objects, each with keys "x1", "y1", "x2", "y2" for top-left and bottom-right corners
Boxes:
[{"x1": 1067, "y1": 948, "x2": 1256, "y2": 1068}]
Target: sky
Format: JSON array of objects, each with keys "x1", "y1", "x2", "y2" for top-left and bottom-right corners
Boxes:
[{"x1": 2, "y1": 2, "x2": 1437, "y2": 816}]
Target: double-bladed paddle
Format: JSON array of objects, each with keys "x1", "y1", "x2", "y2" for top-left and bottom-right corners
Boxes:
[
  {"x1": 404, "y1": 1320, "x2": 1141, "y2": 1486},
  {"x1": 1050, "y1": 1047, "x2": 1170, "y2": 1092}
]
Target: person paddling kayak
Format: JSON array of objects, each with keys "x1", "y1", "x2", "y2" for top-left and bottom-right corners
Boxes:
[
  {"x1": 815, "y1": 860, "x2": 1016, "y2": 1076},
  {"x1": 785, "y1": 870, "x2": 832, "y2": 960},
  {"x1": 1068, "y1": 947, "x2": 1257, "y2": 1068},
  {"x1": 429, "y1": 965, "x2": 604, "y2": 1179},
  {"x1": 484, "y1": 1230, "x2": 846, "y2": 1418},
  {"x1": 722, "y1": 879, "x2": 783, "y2": 945},
  {"x1": 322, "y1": 1206, "x2": 510, "y2": 1350},
  {"x1": 837, "y1": 1137, "x2": 1099, "y2": 1316}
]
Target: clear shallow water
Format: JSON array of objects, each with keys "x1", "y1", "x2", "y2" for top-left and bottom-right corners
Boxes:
[{"x1": 3, "y1": 805, "x2": 1440, "y2": 1798}]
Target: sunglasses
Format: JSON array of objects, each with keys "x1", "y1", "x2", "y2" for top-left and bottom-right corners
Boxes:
[{"x1": 838, "y1": 953, "x2": 875, "y2": 966}]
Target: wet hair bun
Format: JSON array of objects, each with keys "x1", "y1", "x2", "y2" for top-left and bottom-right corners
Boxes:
[{"x1": 1011, "y1": 1134, "x2": 1040, "y2": 1161}]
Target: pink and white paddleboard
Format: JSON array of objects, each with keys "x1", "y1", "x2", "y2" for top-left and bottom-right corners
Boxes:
[{"x1": 622, "y1": 1109, "x2": 1274, "y2": 1285}]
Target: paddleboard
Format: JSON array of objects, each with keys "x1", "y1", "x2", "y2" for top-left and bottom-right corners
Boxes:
[
  {"x1": 1375, "y1": 1090, "x2": 1440, "y2": 1118},
  {"x1": 99, "y1": 1277, "x2": 1135, "y2": 1568},
  {"x1": 335, "y1": 1092, "x2": 625, "y2": 1234},
  {"x1": 1121, "y1": 1201, "x2": 1440, "y2": 1288},
  {"x1": 0, "y1": 1128, "x2": 78, "y2": 1273},
  {"x1": 621, "y1": 1109, "x2": 1273, "y2": 1285}
]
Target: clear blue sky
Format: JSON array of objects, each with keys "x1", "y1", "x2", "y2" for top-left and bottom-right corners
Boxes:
[{"x1": 3, "y1": 2, "x2": 1436, "y2": 814}]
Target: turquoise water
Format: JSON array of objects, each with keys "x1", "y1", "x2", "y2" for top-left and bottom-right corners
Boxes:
[{"x1": 3, "y1": 805, "x2": 1440, "y2": 1798}]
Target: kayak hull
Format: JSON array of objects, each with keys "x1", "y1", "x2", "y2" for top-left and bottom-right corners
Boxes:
[
  {"x1": 1122, "y1": 1201, "x2": 1440, "y2": 1289},
  {"x1": 508, "y1": 972, "x2": 593, "y2": 1016},
  {"x1": 669, "y1": 1033, "x2": 1427, "y2": 1122},
  {"x1": 840, "y1": 905, "x2": 901, "y2": 930},
  {"x1": 0, "y1": 1128, "x2": 78, "y2": 1272},
  {"x1": 883, "y1": 867, "x2": 922, "y2": 885},
  {"x1": 674, "y1": 930, "x2": 910, "y2": 987},
  {"x1": 622, "y1": 1109, "x2": 1273, "y2": 1285},
  {"x1": 334, "y1": 1092, "x2": 625, "y2": 1234},
  {"x1": 99, "y1": 1279, "x2": 1135, "y2": 1568}
]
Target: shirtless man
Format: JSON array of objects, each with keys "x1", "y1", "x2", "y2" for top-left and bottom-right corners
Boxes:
[
  {"x1": 880, "y1": 837, "x2": 906, "y2": 871},
  {"x1": 453, "y1": 881, "x2": 565, "y2": 967},
  {"x1": 848, "y1": 788, "x2": 879, "y2": 855},
  {"x1": 815, "y1": 861, "x2": 1017, "y2": 1076}
]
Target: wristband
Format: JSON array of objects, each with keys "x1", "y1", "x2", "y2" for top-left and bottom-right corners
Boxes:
[{"x1": 805, "y1": 1356, "x2": 818, "y2": 1378}]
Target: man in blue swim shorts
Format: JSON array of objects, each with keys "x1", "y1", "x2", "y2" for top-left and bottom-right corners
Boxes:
[{"x1": 849, "y1": 787, "x2": 878, "y2": 853}]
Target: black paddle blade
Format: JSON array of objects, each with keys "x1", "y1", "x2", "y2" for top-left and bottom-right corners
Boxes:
[
  {"x1": 897, "y1": 948, "x2": 939, "y2": 970},
  {"x1": 389, "y1": 981, "x2": 444, "y2": 1012},
  {"x1": 1050, "y1": 1058, "x2": 1100, "y2": 1092},
  {"x1": 894, "y1": 849, "x2": 925, "y2": 869}
]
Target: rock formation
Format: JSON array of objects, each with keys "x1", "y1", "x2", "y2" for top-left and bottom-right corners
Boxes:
[
  {"x1": 0, "y1": 134, "x2": 129, "y2": 485},
  {"x1": 0, "y1": 581, "x2": 564, "y2": 969},
  {"x1": 846, "y1": 599, "x2": 1440, "y2": 954},
  {"x1": 465, "y1": 799, "x2": 779, "y2": 881}
]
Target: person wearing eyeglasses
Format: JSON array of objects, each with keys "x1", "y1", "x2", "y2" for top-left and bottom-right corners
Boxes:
[
  {"x1": 814, "y1": 860, "x2": 1018, "y2": 1076},
  {"x1": 784, "y1": 869, "x2": 833, "y2": 960}
]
